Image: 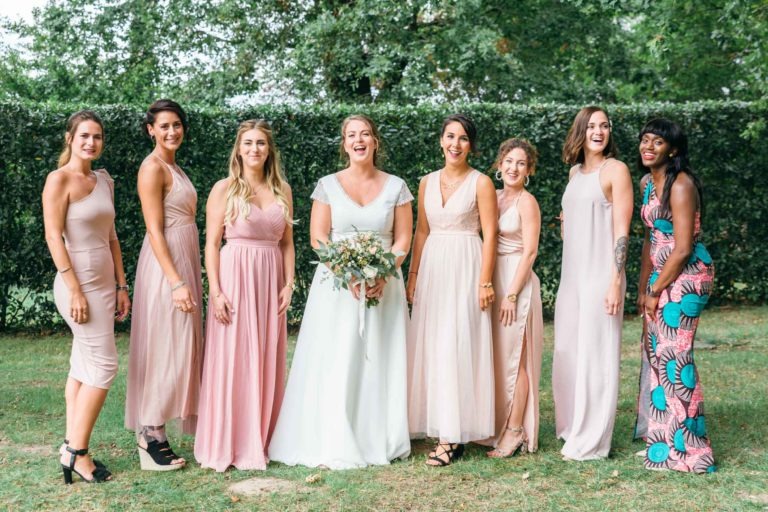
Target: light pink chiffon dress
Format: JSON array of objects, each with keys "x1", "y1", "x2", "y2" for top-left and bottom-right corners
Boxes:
[
  {"x1": 407, "y1": 169, "x2": 495, "y2": 443},
  {"x1": 125, "y1": 161, "x2": 203, "y2": 435},
  {"x1": 53, "y1": 169, "x2": 119, "y2": 389},
  {"x1": 194, "y1": 203, "x2": 287, "y2": 472}
]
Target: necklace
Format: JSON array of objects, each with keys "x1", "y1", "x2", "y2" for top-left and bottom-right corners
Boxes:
[{"x1": 440, "y1": 170, "x2": 469, "y2": 190}]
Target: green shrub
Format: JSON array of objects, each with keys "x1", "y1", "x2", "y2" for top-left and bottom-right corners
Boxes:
[{"x1": 1, "y1": 101, "x2": 765, "y2": 331}]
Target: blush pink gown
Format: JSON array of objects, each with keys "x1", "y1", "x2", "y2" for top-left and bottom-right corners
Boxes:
[
  {"x1": 194, "y1": 203, "x2": 287, "y2": 472},
  {"x1": 407, "y1": 169, "x2": 495, "y2": 443},
  {"x1": 125, "y1": 161, "x2": 203, "y2": 435}
]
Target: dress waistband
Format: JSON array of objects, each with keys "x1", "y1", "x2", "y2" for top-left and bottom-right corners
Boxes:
[
  {"x1": 165, "y1": 216, "x2": 197, "y2": 229},
  {"x1": 66, "y1": 244, "x2": 110, "y2": 254},
  {"x1": 226, "y1": 239, "x2": 279, "y2": 248},
  {"x1": 429, "y1": 230, "x2": 479, "y2": 237}
]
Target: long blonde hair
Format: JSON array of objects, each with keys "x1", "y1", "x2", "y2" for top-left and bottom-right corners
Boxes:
[
  {"x1": 57, "y1": 110, "x2": 104, "y2": 168},
  {"x1": 224, "y1": 119, "x2": 293, "y2": 225}
]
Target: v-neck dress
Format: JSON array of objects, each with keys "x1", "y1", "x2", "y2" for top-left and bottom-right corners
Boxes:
[
  {"x1": 407, "y1": 169, "x2": 495, "y2": 443},
  {"x1": 268, "y1": 172, "x2": 413, "y2": 469},
  {"x1": 195, "y1": 201, "x2": 288, "y2": 471}
]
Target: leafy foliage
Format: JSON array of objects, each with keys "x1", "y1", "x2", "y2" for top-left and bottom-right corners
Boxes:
[
  {"x1": 0, "y1": 100, "x2": 765, "y2": 332},
  {"x1": 1, "y1": 0, "x2": 766, "y2": 105}
]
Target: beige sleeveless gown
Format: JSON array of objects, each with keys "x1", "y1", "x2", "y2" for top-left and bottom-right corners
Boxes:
[{"x1": 125, "y1": 161, "x2": 203, "y2": 434}]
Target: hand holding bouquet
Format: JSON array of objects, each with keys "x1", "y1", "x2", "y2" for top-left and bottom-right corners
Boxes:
[{"x1": 314, "y1": 230, "x2": 402, "y2": 307}]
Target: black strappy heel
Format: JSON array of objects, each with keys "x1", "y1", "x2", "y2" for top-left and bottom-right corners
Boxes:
[
  {"x1": 61, "y1": 446, "x2": 112, "y2": 484},
  {"x1": 62, "y1": 439, "x2": 105, "y2": 468},
  {"x1": 137, "y1": 439, "x2": 185, "y2": 471},
  {"x1": 426, "y1": 442, "x2": 465, "y2": 467}
]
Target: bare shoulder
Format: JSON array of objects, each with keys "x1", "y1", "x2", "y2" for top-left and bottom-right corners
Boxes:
[
  {"x1": 45, "y1": 168, "x2": 69, "y2": 188},
  {"x1": 475, "y1": 172, "x2": 495, "y2": 192},
  {"x1": 209, "y1": 178, "x2": 229, "y2": 196},
  {"x1": 671, "y1": 172, "x2": 696, "y2": 195},
  {"x1": 137, "y1": 157, "x2": 167, "y2": 185},
  {"x1": 519, "y1": 190, "x2": 540, "y2": 212},
  {"x1": 605, "y1": 158, "x2": 631, "y2": 178}
]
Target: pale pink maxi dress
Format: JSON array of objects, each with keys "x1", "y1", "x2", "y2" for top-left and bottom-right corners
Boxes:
[
  {"x1": 552, "y1": 164, "x2": 625, "y2": 460},
  {"x1": 126, "y1": 161, "x2": 204, "y2": 435},
  {"x1": 407, "y1": 169, "x2": 495, "y2": 443},
  {"x1": 53, "y1": 169, "x2": 119, "y2": 389},
  {"x1": 478, "y1": 194, "x2": 543, "y2": 452},
  {"x1": 195, "y1": 203, "x2": 287, "y2": 471}
]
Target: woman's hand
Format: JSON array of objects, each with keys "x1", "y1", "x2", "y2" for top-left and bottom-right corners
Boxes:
[
  {"x1": 172, "y1": 283, "x2": 196, "y2": 314},
  {"x1": 644, "y1": 294, "x2": 660, "y2": 323},
  {"x1": 70, "y1": 290, "x2": 89, "y2": 324},
  {"x1": 212, "y1": 292, "x2": 234, "y2": 324},
  {"x1": 478, "y1": 285, "x2": 495, "y2": 311},
  {"x1": 365, "y1": 277, "x2": 387, "y2": 299},
  {"x1": 498, "y1": 296, "x2": 517, "y2": 326},
  {"x1": 116, "y1": 290, "x2": 131, "y2": 322},
  {"x1": 636, "y1": 292, "x2": 646, "y2": 318},
  {"x1": 604, "y1": 280, "x2": 623, "y2": 316},
  {"x1": 278, "y1": 285, "x2": 293, "y2": 316},
  {"x1": 406, "y1": 274, "x2": 417, "y2": 304}
]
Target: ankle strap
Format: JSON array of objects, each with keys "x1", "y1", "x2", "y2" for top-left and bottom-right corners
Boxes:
[
  {"x1": 505, "y1": 426, "x2": 524, "y2": 433},
  {"x1": 65, "y1": 445, "x2": 88, "y2": 456}
]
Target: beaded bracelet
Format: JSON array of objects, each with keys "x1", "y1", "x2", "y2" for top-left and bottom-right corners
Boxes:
[{"x1": 171, "y1": 280, "x2": 186, "y2": 292}]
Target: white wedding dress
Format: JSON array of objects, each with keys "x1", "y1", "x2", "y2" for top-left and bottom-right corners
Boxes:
[{"x1": 268, "y1": 173, "x2": 413, "y2": 469}]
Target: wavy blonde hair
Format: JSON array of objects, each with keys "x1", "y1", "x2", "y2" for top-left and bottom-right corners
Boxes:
[{"x1": 224, "y1": 119, "x2": 294, "y2": 225}]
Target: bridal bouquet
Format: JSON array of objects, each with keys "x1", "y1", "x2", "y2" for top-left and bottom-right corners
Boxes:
[{"x1": 314, "y1": 230, "x2": 402, "y2": 308}]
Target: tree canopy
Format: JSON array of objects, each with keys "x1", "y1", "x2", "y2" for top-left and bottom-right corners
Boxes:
[{"x1": 1, "y1": 0, "x2": 765, "y2": 106}]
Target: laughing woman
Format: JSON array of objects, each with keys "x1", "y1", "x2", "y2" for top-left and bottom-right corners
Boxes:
[
  {"x1": 269, "y1": 114, "x2": 412, "y2": 469},
  {"x1": 195, "y1": 120, "x2": 294, "y2": 472},
  {"x1": 552, "y1": 106, "x2": 633, "y2": 461},
  {"x1": 634, "y1": 119, "x2": 716, "y2": 474},
  {"x1": 125, "y1": 99, "x2": 203, "y2": 471},
  {"x1": 482, "y1": 138, "x2": 544, "y2": 458},
  {"x1": 43, "y1": 110, "x2": 131, "y2": 483},
  {"x1": 407, "y1": 114, "x2": 498, "y2": 466}
]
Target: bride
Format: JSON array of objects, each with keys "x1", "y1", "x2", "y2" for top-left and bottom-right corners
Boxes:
[{"x1": 268, "y1": 114, "x2": 413, "y2": 469}]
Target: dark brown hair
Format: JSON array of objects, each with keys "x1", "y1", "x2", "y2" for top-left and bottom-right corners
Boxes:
[
  {"x1": 492, "y1": 138, "x2": 539, "y2": 176},
  {"x1": 441, "y1": 113, "x2": 478, "y2": 154},
  {"x1": 57, "y1": 110, "x2": 104, "y2": 168},
  {"x1": 561, "y1": 106, "x2": 618, "y2": 165},
  {"x1": 142, "y1": 99, "x2": 189, "y2": 138}
]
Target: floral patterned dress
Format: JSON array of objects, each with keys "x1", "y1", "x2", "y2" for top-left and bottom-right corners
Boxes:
[{"x1": 638, "y1": 176, "x2": 716, "y2": 474}]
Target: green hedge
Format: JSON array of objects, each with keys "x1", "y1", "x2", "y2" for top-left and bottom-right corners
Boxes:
[{"x1": 1, "y1": 101, "x2": 765, "y2": 332}]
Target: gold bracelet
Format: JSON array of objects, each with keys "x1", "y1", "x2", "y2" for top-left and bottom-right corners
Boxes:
[
  {"x1": 506, "y1": 293, "x2": 517, "y2": 302},
  {"x1": 479, "y1": 282, "x2": 494, "y2": 288}
]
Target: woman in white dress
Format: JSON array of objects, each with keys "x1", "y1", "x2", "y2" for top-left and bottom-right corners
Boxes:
[{"x1": 268, "y1": 114, "x2": 413, "y2": 469}]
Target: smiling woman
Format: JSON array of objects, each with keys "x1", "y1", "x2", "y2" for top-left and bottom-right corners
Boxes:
[
  {"x1": 125, "y1": 99, "x2": 203, "y2": 472},
  {"x1": 553, "y1": 106, "x2": 633, "y2": 462},
  {"x1": 42, "y1": 109, "x2": 130, "y2": 484}
]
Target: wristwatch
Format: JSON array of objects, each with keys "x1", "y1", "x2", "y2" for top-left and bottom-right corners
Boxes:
[
  {"x1": 117, "y1": 284, "x2": 130, "y2": 292},
  {"x1": 506, "y1": 293, "x2": 517, "y2": 302}
]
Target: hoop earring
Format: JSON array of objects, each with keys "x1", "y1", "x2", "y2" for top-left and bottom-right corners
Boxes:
[
  {"x1": 525, "y1": 176, "x2": 530, "y2": 187},
  {"x1": 495, "y1": 170, "x2": 502, "y2": 181},
  {"x1": 150, "y1": 134, "x2": 156, "y2": 143}
]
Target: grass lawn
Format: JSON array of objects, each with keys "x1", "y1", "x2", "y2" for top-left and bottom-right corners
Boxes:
[{"x1": 1, "y1": 305, "x2": 766, "y2": 511}]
